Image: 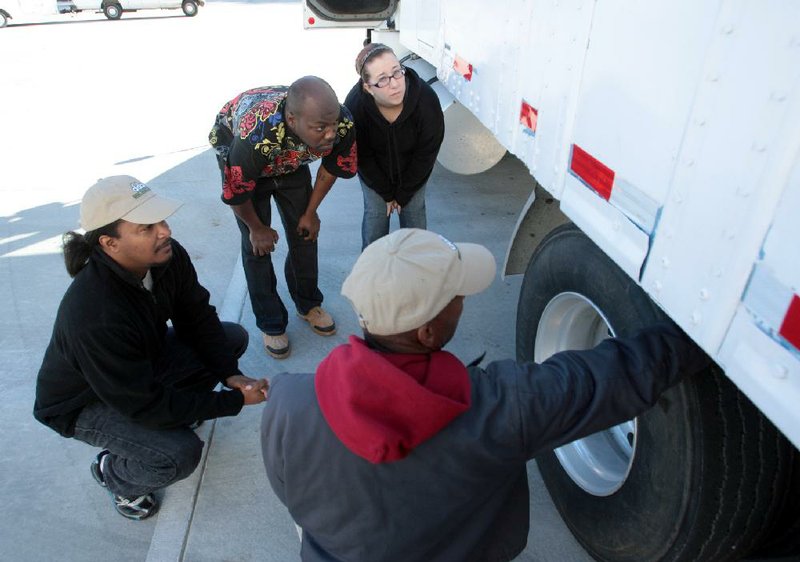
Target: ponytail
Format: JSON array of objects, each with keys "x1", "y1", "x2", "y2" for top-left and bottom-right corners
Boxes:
[{"x1": 63, "y1": 220, "x2": 121, "y2": 278}]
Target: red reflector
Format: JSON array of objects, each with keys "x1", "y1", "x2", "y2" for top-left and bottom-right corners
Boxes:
[
  {"x1": 570, "y1": 144, "x2": 615, "y2": 200},
  {"x1": 520, "y1": 101, "x2": 538, "y2": 134},
  {"x1": 308, "y1": 16, "x2": 315, "y2": 25},
  {"x1": 779, "y1": 294, "x2": 800, "y2": 350},
  {"x1": 453, "y1": 55, "x2": 473, "y2": 81}
]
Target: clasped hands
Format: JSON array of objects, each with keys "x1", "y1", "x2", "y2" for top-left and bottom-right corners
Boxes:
[
  {"x1": 225, "y1": 374, "x2": 269, "y2": 405},
  {"x1": 386, "y1": 200, "x2": 401, "y2": 217}
]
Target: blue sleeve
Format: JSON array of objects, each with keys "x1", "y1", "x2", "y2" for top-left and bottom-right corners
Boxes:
[{"x1": 479, "y1": 322, "x2": 710, "y2": 459}]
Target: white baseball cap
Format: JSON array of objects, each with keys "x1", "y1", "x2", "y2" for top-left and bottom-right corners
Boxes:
[
  {"x1": 80, "y1": 175, "x2": 183, "y2": 231},
  {"x1": 341, "y1": 229, "x2": 497, "y2": 335}
]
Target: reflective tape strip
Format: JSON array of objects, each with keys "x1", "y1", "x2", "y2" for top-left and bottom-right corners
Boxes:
[
  {"x1": 611, "y1": 177, "x2": 661, "y2": 234},
  {"x1": 453, "y1": 55, "x2": 473, "y2": 81},
  {"x1": 570, "y1": 144, "x2": 614, "y2": 200},
  {"x1": 780, "y1": 295, "x2": 800, "y2": 351},
  {"x1": 568, "y1": 144, "x2": 660, "y2": 234},
  {"x1": 520, "y1": 100, "x2": 538, "y2": 136},
  {"x1": 742, "y1": 264, "x2": 800, "y2": 352}
]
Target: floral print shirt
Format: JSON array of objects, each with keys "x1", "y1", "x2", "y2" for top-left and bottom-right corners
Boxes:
[{"x1": 209, "y1": 86, "x2": 357, "y2": 205}]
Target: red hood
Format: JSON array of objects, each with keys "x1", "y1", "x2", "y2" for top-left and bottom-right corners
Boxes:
[{"x1": 315, "y1": 336, "x2": 471, "y2": 464}]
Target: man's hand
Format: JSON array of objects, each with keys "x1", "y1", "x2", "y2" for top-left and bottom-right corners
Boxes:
[
  {"x1": 386, "y1": 200, "x2": 402, "y2": 216},
  {"x1": 250, "y1": 225, "x2": 279, "y2": 256},
  {"x1": 225, "y1": 375, "x2": 269, "y2": 405},
  {"x1": 297, "y1": 212, "x2": 321, "y2": 241},
  {"x1": 299, "y1": 165, "x2": 337, "y2": 241}
]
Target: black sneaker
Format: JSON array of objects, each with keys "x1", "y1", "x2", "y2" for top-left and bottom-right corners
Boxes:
[
  {"x1": 112, "y1": 493, "x2": 159, "y2": 520},
  {"x1": 90, "y1": 450, "x2": 110, "y2": 488}
]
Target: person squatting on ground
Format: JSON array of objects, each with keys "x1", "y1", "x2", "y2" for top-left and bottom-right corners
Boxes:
[
  {"x1": 344, "y1": 43, "x2": 445, "y2": 249},
  {"x1": 260, "y1": 228, "x2": 711, "y2": 561},
  {"x1": 33, "y1": 176, "x2": 268, "y2": 520},
  {"x1": 209, "y1": 76, "x2": 358, "y2": 359}
]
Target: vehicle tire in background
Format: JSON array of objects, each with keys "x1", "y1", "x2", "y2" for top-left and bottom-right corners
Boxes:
[
  {"x1": 182, "y1": 0, "x2": 198, "y2": 16},
  {"x1": 103, "y1": 2, "x2": 122, "y2": 19},
  {"x1": 517, "y1": 223, "x2": 798, "y2": 561}
]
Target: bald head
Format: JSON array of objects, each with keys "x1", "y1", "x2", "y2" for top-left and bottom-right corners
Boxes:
[
  {"x1": 286, "y1": 76, "x2": 339, "y2": 118},
  {"x1": 285, "y1": 76, "x2": 341, "y2": 152}
]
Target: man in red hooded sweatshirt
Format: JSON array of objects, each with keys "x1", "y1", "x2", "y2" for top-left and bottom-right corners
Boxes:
[{"x1": 260, "y1": 228, "x2": 709, "y2": 562}]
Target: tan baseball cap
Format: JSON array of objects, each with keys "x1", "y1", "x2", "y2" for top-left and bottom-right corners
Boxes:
[
  {"x1": 341, "y1": 229, "x2": 497, "y2": 335},
  {"x1": 80, "y1": 175, "x2": 183, "y2": 231}
]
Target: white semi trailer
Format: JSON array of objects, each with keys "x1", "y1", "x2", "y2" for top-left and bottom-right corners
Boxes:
[{"x1": 304, "y1": 1, "x2": 800, "y2": 560}]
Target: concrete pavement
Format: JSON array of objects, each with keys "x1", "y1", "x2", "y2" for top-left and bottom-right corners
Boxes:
[
  {"x1": 0, "y1": 1, "x2": 590, "y2": 559},
  {"x1": 155, "y1": 150, "x2": 592, "y2": 562},
  {"x1": 1, "y1": 145, "x2": 592, "y2": 561},
  {"x1": 168, "y1": 153, "x2": 533, "y2": 562}
]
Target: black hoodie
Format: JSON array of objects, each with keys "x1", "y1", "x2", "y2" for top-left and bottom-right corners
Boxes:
[
  {"x1": 345, "y1": 67, "x2": 445, "y2": 207},
  {"x1": 34, "y1": 240, "x2": 244, "y2": 437}
]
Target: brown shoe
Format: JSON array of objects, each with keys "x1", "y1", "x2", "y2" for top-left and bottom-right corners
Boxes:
[
  {"x1": 263, "y1": 333, "x2": 290, "y2": 359},
  {"x1": 297, "y1": 306, "x2": 336, "y2": 336}
]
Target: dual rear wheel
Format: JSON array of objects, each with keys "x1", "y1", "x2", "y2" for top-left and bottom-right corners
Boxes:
[{"x1": 518, "y1": 223, "x2": 800, "y2": 561}]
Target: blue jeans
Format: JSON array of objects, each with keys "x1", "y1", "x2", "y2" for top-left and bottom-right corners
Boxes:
[
  {"x1": 360, "y1": 177, "x2": 427, "y2": 250},
  {"x1": 72, "y1": 322, "x2": 248, "y2": 497},
  {"x1": 234, "y1": 166, "x2": 324, "y2": 335}
]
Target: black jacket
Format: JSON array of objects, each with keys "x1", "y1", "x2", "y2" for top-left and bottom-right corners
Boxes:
[
  {"x1": 344, "y1": 67, "x2": 445, "y2": 207},
  {"x1": 261, "y1": 323, "x2": 710, "y2": 561},
  {"x1": 34, "y1": 240, "x2": 244, "y2": 437}
]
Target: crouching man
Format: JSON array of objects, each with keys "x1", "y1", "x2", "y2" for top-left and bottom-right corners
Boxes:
[
  {"x1": 260, "y1": 228, "x2": 710, "y2": 561},
  {"x1": 34, "y1": 176, "x2": 268, "y2": 520}
]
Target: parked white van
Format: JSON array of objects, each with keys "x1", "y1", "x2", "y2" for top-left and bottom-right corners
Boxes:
[
  {"x1": 61, "y1": 0, "x2": 203, "y2": 20},
  {"x1": 0, "y1": 0, "x2": 202, "y2": 26}
]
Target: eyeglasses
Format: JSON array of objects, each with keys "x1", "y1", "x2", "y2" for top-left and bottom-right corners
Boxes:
[{"x1": 370, "y1": 67, "x2": 406, "y2": 88}]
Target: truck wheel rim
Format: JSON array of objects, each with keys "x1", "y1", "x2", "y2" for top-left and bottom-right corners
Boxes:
[{"x1": 535, "y1": 292, "x2": 637, "y2": 496}]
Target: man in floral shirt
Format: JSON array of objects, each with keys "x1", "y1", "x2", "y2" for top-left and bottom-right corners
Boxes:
[{"x1": 210, "y1": 76, "x2": 357, "y2": 359}]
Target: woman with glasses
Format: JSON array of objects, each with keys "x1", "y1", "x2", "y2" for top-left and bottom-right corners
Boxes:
[{"x1": 345, "y1": 42, "x2": 445, "y2": 249}]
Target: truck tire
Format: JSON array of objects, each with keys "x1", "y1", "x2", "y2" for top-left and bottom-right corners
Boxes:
[
  {"x1": 517, "y1": 223, "x2": 797, "y2": 561},
  {"x1": 103, "y1": 2, "x2": 122, "y2": 19},
  {"x1": 181, "y1": 0, "x2": 198, "y2": 16},
  {"x1": 0, "y1": 11, "x2": 9, "y2": 27},
  {"x1": 749, "y1": 447, "x2": 800, "y2": 558}
]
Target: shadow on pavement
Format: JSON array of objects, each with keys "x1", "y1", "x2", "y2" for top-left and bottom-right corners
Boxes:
[
  {"x1": 1, "y1": 147, "x2": 581, "y2": 562},
  {"x1": 0, "y1": 147, "x2": 236, "y2": 562}
]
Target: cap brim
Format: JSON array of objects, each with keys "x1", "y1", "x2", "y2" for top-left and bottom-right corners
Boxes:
[
  {"x1": 123, "y1": 194, "x2": 183, "y2": 225},
  {"x1": 454, "y1": 242, "x2": 497, "y2": 296}
]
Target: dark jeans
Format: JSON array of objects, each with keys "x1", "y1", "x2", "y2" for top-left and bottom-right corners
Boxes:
[
  {"x1": 235, "y1": 166, "x2": 324, "y2": 335},
  {"x1": 72, "y1": 322, "x2": 248, "y2": 498}
]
